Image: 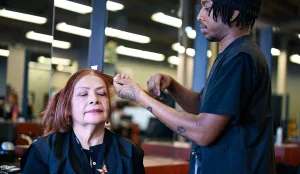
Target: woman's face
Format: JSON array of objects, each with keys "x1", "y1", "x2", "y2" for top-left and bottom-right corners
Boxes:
[
  {"x1": 71, "y1": 75, "x2": 110, "y2": 126},
  {"x1": 8, "y1": 94, "x2": 17, "y2": 104}
]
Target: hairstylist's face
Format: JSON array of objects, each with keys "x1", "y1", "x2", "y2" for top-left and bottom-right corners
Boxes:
[
  {"x1": 197, "y1": 0, "x2": 230, "y2": 42},
  {"x1": 71, "y1": 75, "x2": 110, "y2": 126}
]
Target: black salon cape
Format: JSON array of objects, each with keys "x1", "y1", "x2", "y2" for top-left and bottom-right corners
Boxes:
[
  {"x1": 20, "y1": 129, "x2": 145, "y2": 174},
  {"x1": 189, "y1": 35, "x2": 276, "y2": 174}
]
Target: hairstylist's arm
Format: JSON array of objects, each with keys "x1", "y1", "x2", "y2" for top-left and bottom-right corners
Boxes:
[{"x1": 113, "y1": 74, "x2": 231, "y2": 146}]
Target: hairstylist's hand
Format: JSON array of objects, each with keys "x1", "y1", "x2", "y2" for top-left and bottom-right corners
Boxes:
[
  {"x1": 113, "y1": 74, "x2": 142, "y2": 103},
  {"x1": 147, "y1": 73, "x2": 172, "y2": 96}
]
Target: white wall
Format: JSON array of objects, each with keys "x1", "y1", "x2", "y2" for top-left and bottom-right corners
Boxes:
[
  {"x1": 28, "y1": 68, "x2": 71, "y2": 117},
  {"x1": 116, "y1": 59, "x2": 177, "y2": 89},
  {"x1": 28, "y1": 68, "x2": 51, "y2": 116}
]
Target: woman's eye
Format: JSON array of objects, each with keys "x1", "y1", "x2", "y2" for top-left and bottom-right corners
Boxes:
[
  {"x1": 98, "y1": 93, "x2": 106, "y2": 96},
  {"x1": 79, "y1": 94, "x2": 87, "y2": 96}
]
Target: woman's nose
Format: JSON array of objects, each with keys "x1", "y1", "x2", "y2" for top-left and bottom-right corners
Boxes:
[{"x1": 89, "y1": 93, "x2": 99, "y2": 104}]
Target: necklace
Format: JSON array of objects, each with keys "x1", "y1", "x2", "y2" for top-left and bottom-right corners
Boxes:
[{"x1": 75, "y1": 136, "x2": 108, "y2": 173}]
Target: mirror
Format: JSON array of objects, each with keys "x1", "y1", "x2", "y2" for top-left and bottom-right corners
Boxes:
[{"x1": 0, "y1": 0, "x2": 54, "y2": 121}]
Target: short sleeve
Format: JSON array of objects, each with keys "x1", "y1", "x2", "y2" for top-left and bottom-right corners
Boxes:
[
  {"x1": 200, "y1": 53, "x2": 254, "y2": 123},
  {"x1": 20, "y1": 143, "x2": 49, "y2": 174}
]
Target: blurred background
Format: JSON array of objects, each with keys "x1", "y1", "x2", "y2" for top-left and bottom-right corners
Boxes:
[{"x1": 0, "y1": 0, "x2": 300, "y2": 173}]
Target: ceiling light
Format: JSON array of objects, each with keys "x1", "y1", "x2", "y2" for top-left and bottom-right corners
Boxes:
[
  {"x1": 56, "y1": 22, "x2": 91, "y2": 37},
  {"x1": 186, "y1": 48, "x2": 195, "y2": 57},
  {"x1": 105, "y1": 28, "x2": 150, "y2": 44},
  {"x1": 116, "y1": 46, "x2": 165, "y2": 61},
  {"x1": 271, "y1": 48, "x2": 281, "y2": 56},
  {"x1": 54, "y1": 0, "x2": 92, "y2": 14},
  {"x1": 38, "y1": 56, "x2": 72, "y2": 66},
  {"x1": 0, "y1": 49, "x2": 10, "y2": 57},
  {"x1": 185, "y1": 26, "x2": 196, "y2": 39},
  {"x1": 290, "y1": 54, "x2": 300, "y2": 64},
  {"x1": 172, "y1": 43, "x2": 212, "y2": 58},
  {"x1": 168, "y1": 56, "x2": 179, "y2": 65},
  {"x1": 55, "y1": 0, "x2": 124, "y2": 14},
  {"x1": 298, "y1": 34, "x2": 300, "y2": 39},
  {"x1": 29, "y1": 61, "x2": 51, "y2": 71},
  {"x1": 172, "y1": 43, "x2": 185, "y2": 53},
  {"x1": 52, "y1": 40, "x2": 71, "y2": 49},
  {"x1": 151, "y1": 12, "x2": 182, "y2": 28},
  {"x1": 25, "y1": 31, "x2": 71, "y2": 49},
  {"x1": 207, "y1": 50, "x2": 212, "y2": 58},
  {"x1": 0, "y1": 9, "x2": 47, "y2": 24},
  {"x1": 56, "y1": 65, "x2": 65, "y2": 71},
  {"x1": 107, "y1": 1, "x2": 124, "y2": 11},
  {"x1": 56, "y1": 22, "x2": 150, "y2": 43}
]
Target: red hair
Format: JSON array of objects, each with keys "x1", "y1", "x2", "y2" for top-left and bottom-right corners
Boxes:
[{"x1": 42, "y1": 69, "x2": 113, "y2": 136}]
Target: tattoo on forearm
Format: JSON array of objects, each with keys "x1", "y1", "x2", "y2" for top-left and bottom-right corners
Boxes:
[
  {"x1": 177, "y1": 126, "x2": 186, "y2": 133},
  {"x1": 119, "y1": 87, "x2": 137, "y2": 102},
  {"x1": 155, "y1": 117, "x2": 190, "y2": 140},
  {"x1": 147, "y1": 107, "x2": 152, "y2": 113}
]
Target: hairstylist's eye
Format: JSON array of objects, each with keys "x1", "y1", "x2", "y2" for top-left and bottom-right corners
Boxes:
[{"x1": 205, "y1": 7, "x2": 211, "y2": 12}]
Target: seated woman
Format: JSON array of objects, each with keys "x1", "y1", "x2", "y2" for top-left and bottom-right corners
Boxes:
[{"x1": 21, "y1": 69, "x2": 145, "y2": 174}]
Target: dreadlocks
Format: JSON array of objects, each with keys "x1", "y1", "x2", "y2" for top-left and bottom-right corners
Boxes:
[{"x1": 209, "y1": 0, "x2": 262, "y2": 28}]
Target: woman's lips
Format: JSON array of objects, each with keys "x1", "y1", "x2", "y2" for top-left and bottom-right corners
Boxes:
[{"x1": 86, "y1": 109, "x2": 103, "y2": 113}]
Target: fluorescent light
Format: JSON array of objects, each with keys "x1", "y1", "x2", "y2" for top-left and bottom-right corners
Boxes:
[
  {"x1": 56, "y1": 65, "x2": 65, "y2": 71},
  {"x1": 207, "y1": 50, "x2": 212, "y2": 58},
  {"x1": 56, "y1": 22, "x2": 150, "y2": 44},
  {"x1": 172, "y1": 43, "x2": 185, "y2": 53},
  {"x1": 26, "y1": 31, "x2": 53, "y2": 42},
  {"x1": 168, "y1": 50, "x2": 212, "y2": 65},
  {"x1": 0, "y1": 9, "x2": 47, "y2": 24},
  {"x1": 271, "y1": 48, "x2": 281, "y2": 56},
  {"x1": 107, "y1": 1, "x2": 124, "y2": 11},
  {"x1": 25, "y1": 31, "x2": 71, "y2": 49},
  {"x1": 0, "y1": 49, "x2": 10, "y2": 57},
  {"x1": 116, "y1": 46, "x2": 165, "y2": 61},
  {"x1": 185, "y1": 26, "x2": 196, "y2": 39},
  {"x1": 105, "y1": 27, "x2": 150, "y2": 44},
  {"x1": 290, "y1": 54, "x2": 300, "y2": 64},
  {"x1": 168, "y1": 56, "x2": 179, "y2": 65},
  {"x1": 53, "y1": 40, "x2": 71, "y2": 49},
  {"x1": 29, "y1": 61, "x2": 51, "y2": 71},
  {"x1": 54, "y1": 0, "x2": 92, "y2": 14},
  {"x1": 55, "y1": 0, "x2": 124, "y2": 14},
  {"x1": 172, "y1": 43, "x2": 212, "y2": 58},
  {"x1": 56, "y1": 22, "x2": 91, "y2": 37},
  {"x1": 38, "y1": 56, "x2": 72, "y2": 66},
  {"x1": 151, "y1": 12, "x2": 182, "y2": 28},
  {"x1": 186, "y1": 48, "x2": 195, "y2": 57},
  {"x1": 298, "y1": 34, "x2": 300, "y2": 39},
  {"x1": 52, "y1": 57, "x2": 72, "y2": 66}
]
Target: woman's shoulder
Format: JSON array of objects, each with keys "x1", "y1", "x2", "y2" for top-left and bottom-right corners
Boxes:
[
  {"x1": 32, "y1": 131, "x2": 69, "y2": 147},
  {"x1": 108, "y1": 130, "x2": 144, "y2": 158}
]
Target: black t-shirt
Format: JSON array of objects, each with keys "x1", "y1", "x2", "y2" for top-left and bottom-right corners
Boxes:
[
  {"x1": 190, "y1": 35, "x2": 276, "y2": 174},
  {"x1": 200, "y1": 51, "x2": 254, "y2": 123}
]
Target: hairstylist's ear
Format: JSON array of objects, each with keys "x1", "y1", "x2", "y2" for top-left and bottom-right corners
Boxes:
[{"x1": 230, "y1": 10, "x2": 240, "y2": 22}]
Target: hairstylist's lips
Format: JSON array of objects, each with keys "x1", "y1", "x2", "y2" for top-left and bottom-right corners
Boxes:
[
  {"x1": 199, "y1": 22, "x2": 207, "y2": 33},
  {"x1": 86, "y1": 109, "x2": 103, "y2": 114}
]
